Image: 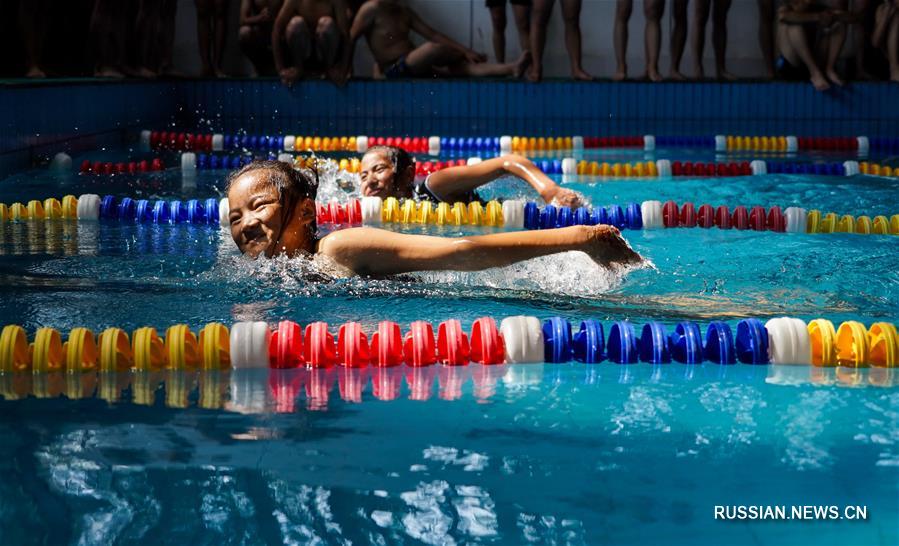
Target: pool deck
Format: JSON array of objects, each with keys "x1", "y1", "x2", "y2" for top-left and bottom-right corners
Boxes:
[{"x1": 2, "y1": 78, "x2": 898, "y2": 173}]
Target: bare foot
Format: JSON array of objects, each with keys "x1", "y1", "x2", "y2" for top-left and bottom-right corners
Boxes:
[
  {"x1": 526, "y1": 65, "x2": 542, "y2": 83},
  {"x1": 572, "y1": 68, "x2": 594, "y2": 81},
  {"x1": 613, "y1": 65, "x2": 627, "y2": 81},
  {"x1": 891, "y1": 69, "x2": 899, "y2": 83},
  {"x1": 513, "y1": 51, "x2": 532, "y2": 79},
  {"x1": 214, "y1": 68, "x2": 228, "y2": 78},
  {"x1": 584, "y1": 225, "x2": 643, "y2": 268},
  {"x1": 717, "y1": 70, "x2": 737, "y2": 81},
  {"x1": 810, "y1": 72, "x2": 831, "y2": 91},
  {"x1": 95, "y1": 66, "x2": 125, "y2": 78},
  {"x1": 25, "y1": 66, "x2": 46, "y2": 78},
  {"x1": 825, "y1": 69, "x2": 844, "y2": 86},
  {"x1": 668, "y1": 69, "x2": 687, "y2": 81},
  {"x1": 647, "y1": 68, "x2": 663, "y2": 82}
]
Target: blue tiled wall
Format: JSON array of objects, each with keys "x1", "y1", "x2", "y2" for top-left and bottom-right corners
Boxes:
[
  {"x1": 3, "y1": 79, "x2": 898, "y2": 173},
  {"x1": 180, "y1": 80, "x2": 899, "y2": 137}
]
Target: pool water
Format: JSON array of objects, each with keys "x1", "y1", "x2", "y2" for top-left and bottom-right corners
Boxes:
[{"x1": 0, "y1": 145, "x2": 897, "y2": 545}]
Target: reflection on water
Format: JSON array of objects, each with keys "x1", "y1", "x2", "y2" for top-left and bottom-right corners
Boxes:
[
  {"x1": 0, "y1": 363, "x2": 897, "y2": 546},
  {"x1": 1, "y1": 363, "x2": 896, "y2": 412}
]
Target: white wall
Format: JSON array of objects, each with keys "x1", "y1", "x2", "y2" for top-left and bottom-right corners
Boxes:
[{"x1": 167, "y1": 0, "x2": 814, "y2": 79}]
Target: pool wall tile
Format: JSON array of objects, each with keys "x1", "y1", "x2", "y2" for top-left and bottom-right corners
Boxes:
[{"x1": 2, "y1": 79, "x2": 898, "y2": 173}]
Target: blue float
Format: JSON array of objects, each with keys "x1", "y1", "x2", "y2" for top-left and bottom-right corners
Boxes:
[
  {"x1": 592, "y1": 207, "x2": 608, "y2": 225},
  {"x1": 152, "y1": 200, "x2": 170, "y2": 224},
  {"x1": 99, "y1": 195, "x2": 117, "y2": 219},
  {"x1": 704, "y1": 321, "x2": 736, "y2": 364},
  {"x1": 639, "y1": 322, "x2": 671, "y2": 363},
  {"x1": 539, "y1": 206, "x2": 557, "y2": 230},
  {"x1": 524, "y1": 202, "x2": 540, "y2": 230},
  {"x1": 735, "y1": 318, "x2": 769, "y2": 364},
  {"x1": 573, "y1": 320, "x2": 604, "y2": 363},
  {"x1": 117, "y1": 198, "x2": 136, "y2": 220},
  {"x1": 135, "y1": 199, "x2": 152, "y2": 223},
  {"x1": 573, "y1": 206, "x2": 593, "y2": 226},
  {"x1": 607, "y1": 321, "x2": 638, "y2": 364},
  {"x1": 625, "y1": 202, "x2": 643, "y2": 229},
  {"x1": 186, "y1": 200, "x2": 204, "y2": 224},
  {"x1": 669, "y1": 322, "x2": 703, "y2": 364},
  {"x1": 555, "y1": 206, "x2": 573, "y2": 228},
  {"x1": 543, "y1": 317, "x2": 573, "y2": 363},
  {"x1": 607, "y1": 205, "x2": 626, "y2": 229}
]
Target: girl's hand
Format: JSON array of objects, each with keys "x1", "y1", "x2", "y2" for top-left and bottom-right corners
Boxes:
[{"x1": 546, "y1": 186, "x2": 585, "y2": 208}]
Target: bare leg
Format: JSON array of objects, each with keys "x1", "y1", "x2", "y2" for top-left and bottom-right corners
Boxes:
[
  {"x1": 851, "y1": 0, "x2": 872, "y2": 78},
  {"x1": 779, "y1": 23, "x2": 830, "y2": 90},
  {"x1": 614, "y1": 0, "x2": 633, "y2": 80},
  {"x1": 757, "y1": 0, "x2": 775, "y2": 78},
  {"x1": 286, "y1": 16, "x2": 311, "y2": 78},
  {"x1": 239, "y1": 25, "x2": 265, "y2": 76},
  {"x1": 645, "y1": 0, "x2": 665, "y2": 81},
  {"x1": 489, "y1": 5, "x2": 508, "y2": 62},
  {"x1": 19, "y1": 0, "x2": 49, "y2": 77},
  {"x1": 407, "y1": 42, "x2": 530, "y2": 78},
  {"x1": 91, "y1": 0, "x2": 125, "y2": 77},
  {"x1": 824, "y1": 22, "x2": 847, "y2": 85},
  {"x1": 511, "y1": 4, "x2": 532, "y2": 53},
  {"x1": 528, "y1": 0, "x2": 554, "y2": 81},
  {"x1": 213, "y1": 0, "x2": 228, "y2": 76},
  {"x1": 158, "y1": 0, "x2": 178, "y2": 74},
  {"x1": 195, "y1": 0, "x2": 214, "y2": 76},
  {"x1": 888, "y1": 8, "x2": 899, "y2": 81},
  {"x1": 561, "y1": 0, "x2": 592, "y2": 79},
  {"x1": 691, "y1": 0, "x2": 711, "y2": 78},
  {"x1": 669, "y1": 0, "x2": 688, "y2": 78},
  {"x1": 135, "y1": 0, "x2": 160, "y2": 77},
  {"x1": 712, "y1": 0, "x2": 735, "y2": 79}
]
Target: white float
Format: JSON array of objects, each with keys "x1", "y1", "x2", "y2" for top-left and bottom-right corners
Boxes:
[
  {"x1": 229, "y1": 322, "x2": 272, "y2": 368},
  {"x1": 784, "y1": 207, "x2": 807, "y2": 233},
  {"x1": 499, "y1": 316, "x2": 544, "y2": 363},
  {"x1": 76, "y1": 194, "x2": 101, "y2": 220},
  {"x1": 361, "y1": 196, "x2": 383, "y2": 225},
  {"x1": 502, "y1": 200, "x2": 525, "y2": 229},
  {"x1": 640, "y1": 200, "x2": 663, "y2": 229},
  {"x1": 764, "y1": 317, "x2": 810, "y2": 365}
]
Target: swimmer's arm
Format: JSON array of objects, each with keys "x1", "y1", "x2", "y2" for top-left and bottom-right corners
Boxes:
[
  {"x1": 272, "y1": 0, "x2": 298, "y2": 73},
  {"x1": 348, "y1": 2, "x2": 376, "y2": 64},
  {"x1": 317, "y1": 226, "x2": 630, "y2": 275},
  {"x1": 409, "y1": 9, "x2": 472, "y2": 55},
  {"x1": 426, "y1": 154, "x2": 578, "y2": 206}
]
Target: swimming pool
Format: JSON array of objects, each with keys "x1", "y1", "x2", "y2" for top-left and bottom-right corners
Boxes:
[{"x1": 1, "y1": 136, "x2": 897, "y2": 544}]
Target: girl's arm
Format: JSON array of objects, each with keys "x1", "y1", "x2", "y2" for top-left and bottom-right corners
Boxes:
[
  {"x1": 316, "y1": 225, "x2": 641, "y2": 276},
  {"x1": 426, "y1": 154, "x2": 583, "y2": 207}
]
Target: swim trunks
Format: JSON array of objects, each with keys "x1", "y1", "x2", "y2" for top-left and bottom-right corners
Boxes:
[
  {"x1": 413, "y1": 175, "x2": 481, "y2": 203},
  {"x1": 384, "y1": 56, "x2": 412, "y2": 79},
  {"x1": 486, "y1": 0, "x2": 532, "y2": 7},
  {"x1": 775, "y1": 55, "x2": 810, "y2": 81}
]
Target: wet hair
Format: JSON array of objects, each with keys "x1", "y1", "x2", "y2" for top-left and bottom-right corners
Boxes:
[
  {"x1": 363, "y1": 145, "x2": 415, "y2": 175},
  {"x1": 226, "y1": 160, "x2": 318, "y2": 201}
]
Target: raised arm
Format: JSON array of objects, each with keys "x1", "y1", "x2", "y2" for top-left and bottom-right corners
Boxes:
[
  {"x1": 426, "y1": 154, "x2": 583, "y2": 207},
  {"x1": 316, "y1": 225, "x2": 641, "y2": 276}
]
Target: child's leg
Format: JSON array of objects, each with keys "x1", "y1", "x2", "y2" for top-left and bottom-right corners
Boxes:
[
  {"x1": 712, "y1": 0, "x2": 735, "y2": 79},
  {"x1": 158, "y1": 0, "x2": 178, "y2": 74},
  {"x1": 691, "y1": 0, "x2": 711, "y2": 78},
  {"x1": 528, "y1": 0, "x2": 554, "y2": 81},
  {"x1": 286, "y1": 16, "x2": 312, "y2": 77},
  {"x1": 850, "y1": 0, "x2": 872, "y2": 78},
  {"x1": 213, "y1": 0, "x2": 228, "y2": 75},
  {"x1": 19, "y1": 0, "x2": 49, "y2": 77},
  {"x1": 779, "y1": 22, "x2": 830, "y2": 90},
  {"x1": 669, "y1": 0, "x2": 688, "y2": 78},
  {"x1": 614, "y1": 0, "x2": 633, "y2": 80},
  {"x1": 239, "y1": 24, "x2": 265, "y2": 76},
  {"x1": 757, "y1": 0, "x2": 775, "y2": 78},
  {"x1": 888, "y1": 7, "x2": 899, "y2": 81},
  {"x1": 489, "y1": 3, "x2": 508, "y2": 62},
  {"x1": 314, "y1": 16, "x2": 340, "y2": 68},
  {"x1": 195, "y1": 0, "x2": 213, "y2": 75},
  {"x1": 560, "y1": 0, "x2": 591, "y2": 79},
  {"x1": 511, "y1": 3, "x2": 532, "y2": 53},
  {"x1": 823, "y1": 22, "x2": 847, "y2": 84},
  {"x1": 644, "y1": 0, "x2": 665, "y2": 81}
]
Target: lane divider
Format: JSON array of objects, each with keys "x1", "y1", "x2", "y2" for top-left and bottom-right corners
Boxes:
[{"x1": 3, "y1": 317, "x2": 895, "y2": 372}]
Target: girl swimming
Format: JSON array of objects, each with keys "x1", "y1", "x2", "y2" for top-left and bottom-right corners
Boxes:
[
  {"x1": 226, "y1": 160, "x2": 642, "y2": 276},
  {"x1": 359, "y1": 145, "x2": 585, "y2": 207}
]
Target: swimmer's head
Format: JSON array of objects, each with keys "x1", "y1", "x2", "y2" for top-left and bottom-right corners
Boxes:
[
  {"x1": 226, "y1": 160, "x2": 318, "y2": 259},
  {"x1": 360, "y1": 146, "x2": 416, "y2": 199}
]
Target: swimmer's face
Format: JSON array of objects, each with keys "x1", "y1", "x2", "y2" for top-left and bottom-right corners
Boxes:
[
  {"x1": 359, "y1": 151, "x2": 399, "y2": 198},
  {"x1": 227, "y1": 171, "x2": 314, "y2": 258}
]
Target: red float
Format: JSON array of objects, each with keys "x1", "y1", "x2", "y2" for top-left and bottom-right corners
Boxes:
[
  {"x1": 697, "y1": 204, "x2": 715, "y2": 228},
  {"x1": 436, "y1": 319, "x2": 470, "y2": 365},
  {"x1": 269, "y1": 320, "x2": 304, "y2": 368},
  {"x1": 337, "y1": 322, "x2": 371, "y2": 367},
  {"x1": 767, "y1": 206, "x2": 786, "y2": 232},
  {"x1": 470, "y1": 317, "x2": 504, "y2": 365},
  {"x1": 304, "y1": 322, "x2": 337, "y2": 368},
  {"x1": 403, "y1": 321, "x2": 436, "y2": 367},
  {"x1": 749, "y1": 206, "x2": 767, "y2": 230},
  {"x1": 370, "y1": 321, "x2": 404, "y2": 367},
  {"x1": 731, "y1": 206, "x2": 749, "y2": 229},
  {"x1": 680, "y1": 202, "x2": 697, "y2": 227},
  {"x1": 715, "y1": 205, "x2": 731, "y2": 229},
  {"x1": 662, "y1": 200, "x2": 680, "y2": 227}
]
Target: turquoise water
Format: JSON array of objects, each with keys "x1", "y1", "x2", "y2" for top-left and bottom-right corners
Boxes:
[{"x1": 0, "y1": 148, "x2": 897, "y2": 545}]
